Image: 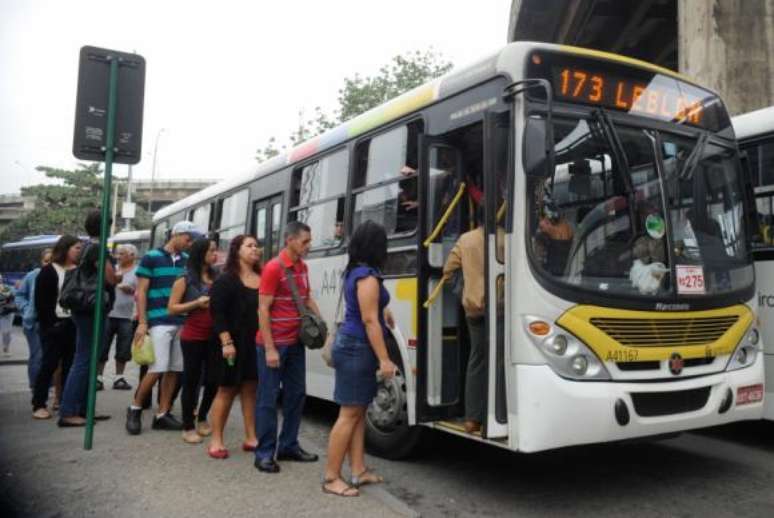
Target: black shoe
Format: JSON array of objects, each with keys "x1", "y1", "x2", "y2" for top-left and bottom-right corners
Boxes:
[
  {"x1": 126, "y1": 407, "x2": 142, "y2": 435},
  {"x1": 96, "y1": 379, "x2": 104, "y2": 391},
  {"x1": 276, "y1": 446, "x2": 319, "y2": 462},
  {"x1": 152, "y1": 412, "x2": 183, "y2": 431},
  {"x1": 255, "y1": 457, "x2": 281, "y2": 473},
  {"x1": 113, "y1": 378, "x2": 132, "y2": 390}
]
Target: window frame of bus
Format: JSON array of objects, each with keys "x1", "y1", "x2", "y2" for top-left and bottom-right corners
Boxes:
[
  {"x1": 524, "y1": 50, "x2": 731, "y2": 133},
  {"x1": 351, "y1": 119, "x2": 424, "y2": 240},
  {"x1": 188, "y1": 202, "x2": 213, "y2": 234},
  {"x1": 214, "y1": 188, "x2": 249, "y2": 252},
  {"x1": 287, "y1": 147, "x2": 349, "y2": 252}
]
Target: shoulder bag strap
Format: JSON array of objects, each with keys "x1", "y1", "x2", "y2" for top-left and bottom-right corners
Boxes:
[{"x1": 283, "y1": 266, "x2": 309, "y2": 316}]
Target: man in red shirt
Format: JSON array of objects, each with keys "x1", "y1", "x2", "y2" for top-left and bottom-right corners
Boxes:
[{"x1": 255, "y1": 221, "x2": 322, "y2": 473}]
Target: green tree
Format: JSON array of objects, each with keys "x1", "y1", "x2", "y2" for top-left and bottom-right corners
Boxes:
[
  {"x1": 255, "y1": 49, "x2": 452, "y2": 163},
  {"x1": 337, "y1": 49, "x2": 453, "y2": 121},
  {"x1": 0, "y1": 163, "x2": 151, "y2": 243}
]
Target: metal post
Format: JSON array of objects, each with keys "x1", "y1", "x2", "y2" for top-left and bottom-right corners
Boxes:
[
  {"x1": 124, "y1": 165, "x2": 133, "y2": 231},
  {"x1": 148, "y1": 128, "x2": 164, "y2": 214},
  {"x1": 84, "y1": 55, "x2": 119, "y2": 450}
]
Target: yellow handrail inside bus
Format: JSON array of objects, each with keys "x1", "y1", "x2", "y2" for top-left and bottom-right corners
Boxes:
[
  {"x1": 423, "y1": 274, "x2": 449, "y2": 309},
  {"x1": 496, "y1": 200, "x2": 507, "y2": 223},
  {"x1": 423, "y1": 182, "x2": 466, "y2": 248}
]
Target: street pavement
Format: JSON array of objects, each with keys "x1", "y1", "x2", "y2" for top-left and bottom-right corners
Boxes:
[
  {"x1": 4, "y1": 325, "x2": 774, "y2": 517},
  {"x1": 0, "y1": 328, "x2": 412, "y2": 518}
]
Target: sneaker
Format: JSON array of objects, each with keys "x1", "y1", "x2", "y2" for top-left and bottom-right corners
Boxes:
[
  {"x1": 32, "y1": 408, "x2": 52, "y2": 420},
  {"x1": 196, "y1": 420, "x2": 212, "y2": 437},
  {"x1": 126, "y1": 407, "x2": 142, "y2": 435},
  {"x1": 152, "y1": 412, "x2": 183, "y2": 431},
  {"x1": 96, "y1": 379, "x2": 104, "y2": 391},
  {"x1": 182, "y1": 429, "x2": 203, "y2": 444},
  {"x1": 113, "y1": 378, "x2": 132, "y2": 390}
]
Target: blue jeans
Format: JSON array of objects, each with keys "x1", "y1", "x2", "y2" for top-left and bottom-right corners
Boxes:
[
  {"x1": 22, "y1": 323, "x2": 42, "y2": 389},
  {"x1": 60, "y1": 313, "x2": 105, "y2": 418},
  {"x1": 255, "y1": 345, "x2": 306, "y2": 461}
]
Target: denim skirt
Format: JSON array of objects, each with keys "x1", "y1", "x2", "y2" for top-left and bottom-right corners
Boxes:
[{"x1": 333, "y1": 332, "x2": 379, "y2": 406}]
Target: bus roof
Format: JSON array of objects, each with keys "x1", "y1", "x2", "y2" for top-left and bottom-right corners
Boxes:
[
  {"x1": 109, "y1": 229, "x2": 150, "y2": 243},
  {"x1": 154, "y1": 41, "x2": 717, "y2": 223},
  {"x1": 1, "y1": 235, "x2": 61, "y2": 250},
  {"x1": 731, "y1": 105, "x2": 774, "y2": 141}
]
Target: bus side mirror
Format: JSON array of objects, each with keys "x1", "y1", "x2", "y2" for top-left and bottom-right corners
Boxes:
[{"x1": 524, "y1": 117, "x2": 555, "y2": 177}]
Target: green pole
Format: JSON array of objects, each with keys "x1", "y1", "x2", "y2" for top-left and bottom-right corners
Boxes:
[{"x1": 84, "y1": 55, "x2": 119, "y2": 450}]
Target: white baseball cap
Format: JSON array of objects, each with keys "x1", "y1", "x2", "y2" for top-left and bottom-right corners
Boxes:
[{"x1": 171, "y1": 220, "x2": 204, "y2": 239}]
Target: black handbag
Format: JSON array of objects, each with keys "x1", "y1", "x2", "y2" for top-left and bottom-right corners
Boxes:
[
  {"x1": 59, "y1": 266, "x2": 107, "y2": 313},
  {"x1": 283, "y1": 266, "x2": 327, "y2": 349}
]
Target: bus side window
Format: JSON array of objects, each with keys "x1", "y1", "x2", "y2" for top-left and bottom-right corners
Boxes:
[
  {"x1": 289, "y1": 149, "x2": 348, "y2": 250},
  {"x1": 352, "y1": 121, "x2": 423, "y2": 236}
]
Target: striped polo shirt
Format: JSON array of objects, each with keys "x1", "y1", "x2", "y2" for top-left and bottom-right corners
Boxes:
[
  {"x1": 135, "y1": 247, "x2": 188, "y2": 327},
  {"x1": 256, "y1": 249, "x2": 309, "y2": 347}
]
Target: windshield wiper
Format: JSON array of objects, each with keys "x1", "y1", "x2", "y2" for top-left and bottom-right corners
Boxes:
[
  {"x1": 678, "y1": 132, "x2": 709, "y2": 181},
  {"x1": 592, "y1": 109, "x2": 638, "y2": 233}
]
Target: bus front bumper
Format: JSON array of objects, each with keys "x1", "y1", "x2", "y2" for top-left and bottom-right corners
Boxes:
[{"x1": 514, "y1": 357, "x2": 764, "y2": 453}]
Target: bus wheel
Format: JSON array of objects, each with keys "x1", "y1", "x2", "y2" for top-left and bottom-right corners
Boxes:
[{"x1": 365, "y1": 367, "x2": 421, "y2": 459}]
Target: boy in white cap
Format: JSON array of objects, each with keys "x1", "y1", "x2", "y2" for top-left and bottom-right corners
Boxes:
[{"x1": 126, "y1": 220, "x2": 202, "y2": 435}]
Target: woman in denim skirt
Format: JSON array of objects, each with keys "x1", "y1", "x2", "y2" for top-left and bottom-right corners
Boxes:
[{"x1": 323, "y1": 221, "x2": 398, "y2": 497}]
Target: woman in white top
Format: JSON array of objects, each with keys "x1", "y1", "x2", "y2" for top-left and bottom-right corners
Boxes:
[{"x1": 31, "y1": 235, "x2": 82, "y2": 420}]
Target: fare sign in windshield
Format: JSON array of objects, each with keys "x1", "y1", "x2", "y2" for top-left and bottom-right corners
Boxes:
[{"x1": 527, "y1": 51, "x2": 730, "y2": 132}]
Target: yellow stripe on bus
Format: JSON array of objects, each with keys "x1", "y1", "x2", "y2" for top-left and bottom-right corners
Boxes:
[{"x1": 557, "y1": 45, "x2": 695, "y2": 84}]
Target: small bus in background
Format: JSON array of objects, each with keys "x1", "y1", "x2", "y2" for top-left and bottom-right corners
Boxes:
[
  {"x1": 732, "y1": 105, "x2": 774, "y2": 420},
  {"x1": 0, "y1": 235, "x2": 62, "y2": 288},
  {"x1": 108, "y1": 229, "x2": 151, "y2": 259}
]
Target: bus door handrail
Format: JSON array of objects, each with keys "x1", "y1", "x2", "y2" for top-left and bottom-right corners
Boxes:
[
  {"x1": 423, "y1": 182, "x2": 467, "y2": 248},
  {"x1": 423, "y1": 273, "x2": 449, "y2": 309}
]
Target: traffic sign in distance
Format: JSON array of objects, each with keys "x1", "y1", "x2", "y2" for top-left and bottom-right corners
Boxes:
[{"x1": 72, "y1": 46, "x2": 145, "y2": 164}]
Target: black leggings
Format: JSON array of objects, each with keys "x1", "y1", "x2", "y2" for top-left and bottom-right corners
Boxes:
[
  {"x1": 181, "y1": 338, "x2": 217, "y2": 430},
  {"x1": 32, "y1": 319, "x2": 76, "y2": 410}
]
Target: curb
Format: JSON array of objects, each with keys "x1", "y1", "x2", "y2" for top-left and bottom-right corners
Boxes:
[
  {"x1": 0, "y1": 359, "x2": 28, "y2": 366},
  {"x1": 360, "y1": 485, "x2": 421, "y2": 518}
]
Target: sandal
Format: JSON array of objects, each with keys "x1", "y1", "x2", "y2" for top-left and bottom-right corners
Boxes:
[
  {"x1": 351, "y1": 468, "x2": 384, "y2": 487},
  {"x1": 208, "y1": 447, "x2": 229, "y2": 459},
  {"x1": 322, "y1": 478, "x2": 359, "y2": 497}
]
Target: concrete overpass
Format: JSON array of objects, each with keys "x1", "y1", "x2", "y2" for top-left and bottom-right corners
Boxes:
[{"x1": 508, "y1": 0, "x2": 774, "y2": 115}]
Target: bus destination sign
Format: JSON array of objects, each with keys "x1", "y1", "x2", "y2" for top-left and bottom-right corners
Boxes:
[
  {"x1": 527, "y1": 51, "x2": 730, "y2": 132},
  {"x1": 554, "y1": 66, "x2": 705, "y2": 125}
]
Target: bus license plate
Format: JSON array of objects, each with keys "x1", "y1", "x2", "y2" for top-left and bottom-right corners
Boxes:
[{"x1": 736, "y1": 384, "x2": 764, "y2": 405}]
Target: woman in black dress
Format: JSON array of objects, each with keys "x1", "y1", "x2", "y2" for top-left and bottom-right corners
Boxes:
[{"x1": 206, "y1": 234, "x2": 261, "y2": 459}]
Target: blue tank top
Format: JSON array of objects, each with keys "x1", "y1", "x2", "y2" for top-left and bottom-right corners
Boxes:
[{"x1": 339, "y1": 266, "x2": 390, "y2": 341}]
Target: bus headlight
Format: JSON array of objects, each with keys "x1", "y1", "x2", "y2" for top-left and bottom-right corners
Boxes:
[
  {"x1": 523, "y1": 316, "x2": 610, "y2": 381},
  {"x1": 726, "y1": 326, "x2": 760, "y2": 371}
]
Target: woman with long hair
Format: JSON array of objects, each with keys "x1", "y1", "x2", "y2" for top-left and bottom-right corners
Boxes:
[
  {"x1": 323, "y1": 221, "x2": 397, "y2": 497},
  {"x1": 168, "y1": 236, "x2": 219, "y2": 444},
  {"x1": 31, "y1": 235, "x2": 82, "y2": 420},
  {"x1": 206, "y1": 235, "x2": 261, "y2": 458}
]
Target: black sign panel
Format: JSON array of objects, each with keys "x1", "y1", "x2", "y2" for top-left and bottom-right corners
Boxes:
[
  {"x1": 73, "y1": 46, "x2": 145, "y2": 164},
  {"x1": 526, "y1": 51, "x2": 731, "y2": 132}
]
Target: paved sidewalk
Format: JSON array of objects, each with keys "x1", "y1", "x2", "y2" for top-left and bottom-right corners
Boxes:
[
  {"x1": 0, "y1": 364, "x2": 411, "y2": 517},
  {"x1": 0, "y1": 326, "x2": 29, "y2": 366}
]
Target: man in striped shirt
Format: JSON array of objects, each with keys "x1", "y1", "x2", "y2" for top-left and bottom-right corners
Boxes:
[
  {"x1": 255, "y1": 221, "x2": 322, "y2": 473},
  {"x1": 125, "y1": 221, "x2": 201, "y2": 435}
]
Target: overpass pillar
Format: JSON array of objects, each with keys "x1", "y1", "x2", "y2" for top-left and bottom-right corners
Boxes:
[{"x1": 678, "y1": 0, "x2": 774, "y2": 115}]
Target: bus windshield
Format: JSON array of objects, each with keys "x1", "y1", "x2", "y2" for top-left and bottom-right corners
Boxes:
[{"x1": 528, "y1": 114, "x2": 753, "y2": 301}]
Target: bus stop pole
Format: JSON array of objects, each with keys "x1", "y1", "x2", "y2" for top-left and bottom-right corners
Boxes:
[{"x1": 84, "y1": 55, "x2": 119, "y2": 450}]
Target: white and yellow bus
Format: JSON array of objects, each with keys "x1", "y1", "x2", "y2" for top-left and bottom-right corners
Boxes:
[
  {"x1": 153, "y1": 42, "x2": 764, "y2": 456},
  {"x1": 733, "y1": 105, "x2": 774, "y2": 420}
]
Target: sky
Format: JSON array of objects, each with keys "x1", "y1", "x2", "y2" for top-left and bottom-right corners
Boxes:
[{"x1": 0, "y1": 0, "x2": 512, "y2": 194}]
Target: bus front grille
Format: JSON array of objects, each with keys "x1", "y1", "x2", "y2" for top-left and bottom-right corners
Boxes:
[
  {"x1": 630, "y1": 387, "x2": 711, "y2": 417},
  {"x1": 590, "y1": 316, "x2": 739, "y2": 346}
]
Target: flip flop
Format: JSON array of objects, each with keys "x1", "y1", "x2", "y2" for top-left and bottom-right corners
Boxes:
[
  {"x1": 242, "y1": 442, "x2": 258, "y2": 452},
  {"x1": 351, "y1": 468, "x2": 384, "y2": 487},
  {"x1": 208, "y1": 448, "x2": 229, "y2": 459},
  {"x1": 322, "y1": 478, "x2": 359, "y2": 497}
]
